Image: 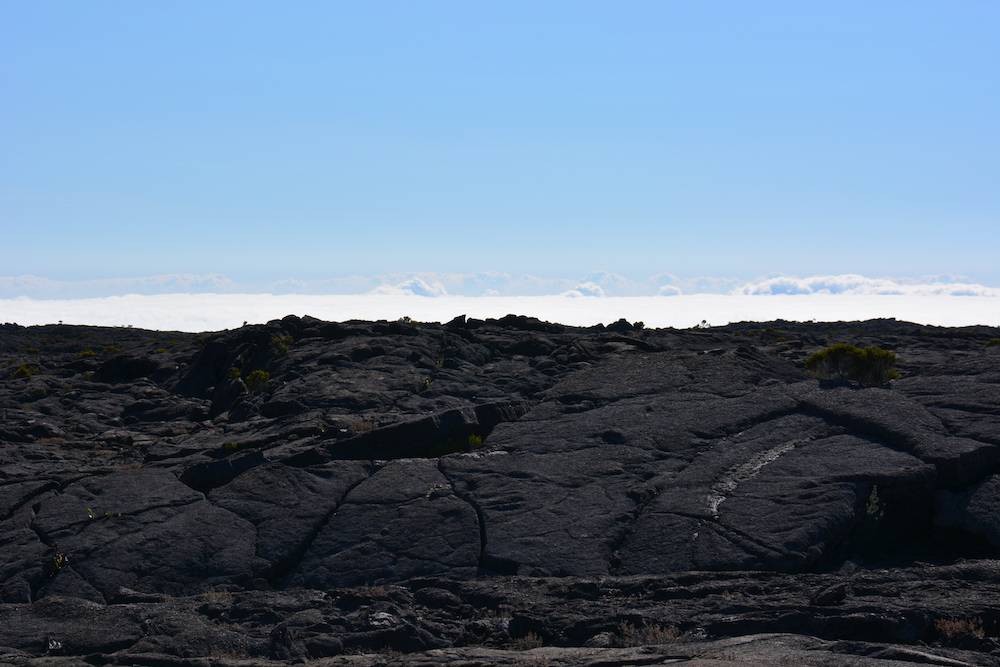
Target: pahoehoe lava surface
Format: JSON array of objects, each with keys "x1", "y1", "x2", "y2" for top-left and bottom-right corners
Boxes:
[{"x1": 2, "y1": 314, "x2": 1000, "y2": 665}]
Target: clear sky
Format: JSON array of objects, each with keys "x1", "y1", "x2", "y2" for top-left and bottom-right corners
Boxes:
[{"x1": 2, "y1": 1, "x2": 999, "y2": 292}]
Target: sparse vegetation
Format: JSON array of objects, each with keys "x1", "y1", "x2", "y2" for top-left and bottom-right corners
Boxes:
[
  {"x1": 222, "y1": 441, "x2": 241, "y2": 453},
  {"x1": 805, "y1": 343, "x2": 899, "y2": 386},
  {"x1": 226, "y1": 366, "x2": 242, "y2": 380},
  {"x1": 12, "y1": 363, "x2": 39, "y2": 379},
  {"x1": 350, "y1": 416, "x2": 378, "y2": 434},
  {"x1": 271, "y1": 334, "x2": 293, "y2": 355},
  {"x1": 243, "y1": 369, "x2": 270, "y2": 393},
  {"x1": 987, "y1": 338, "x2": 1000, "y2": 347},
  {"x1": 935, "y1": 617, "x2": 985, "y2": 640},
  {"x1": 617, "y1": 620, "x2": 681, "y2": 646},
  {"x1": 201, "y1": 589, "x2": 234, "y2": 605},
  {"x1": 86, "y1": 506, "x2": 122, "y2": 520},
  {"x1": 468, "y1": 434, "x2": 485, "y2": 448},
  {"x1": 866, "y1": 485, "x2": 884, "y2": 521},
  {"x1": 78, "y1": 349, "x2": 97, "y2": 358},
  {"x1": 508, "y1": 631, "x2": 544, "y2": 650},
  {"x1": 46, "y1": 551, "x2": 68, "y2": 577}
]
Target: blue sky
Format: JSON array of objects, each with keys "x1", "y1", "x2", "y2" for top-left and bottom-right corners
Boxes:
[{"x1": 2, "y1": 1, "x2": 999, "y2": 293}]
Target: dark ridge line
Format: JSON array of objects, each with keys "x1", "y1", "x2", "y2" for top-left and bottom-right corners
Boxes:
[
  {"x1": 0, "y1": 480, "x2": 59, "y2": 523},
  {"x1": 607, "y1": 481, "x2": 663, "y2": 575},
  {"x1": 269, "y1": 462, "x2": 376, "y2": 589},
  {"x1": 437, "y1": 459, "x2": 519, "y2": 577},
  {"x1": 436, "y1": 459, "x2": 486, "y2": 573},
  {"x1": 796, "y1": 399, "x2": 1000, "y2": 491}
]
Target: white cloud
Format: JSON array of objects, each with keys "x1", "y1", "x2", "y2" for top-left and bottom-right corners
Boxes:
[
  {"x1": 3, "y1": 272, "x2": 998, "y2": 301},
  {"x1": 736, "y1": 274, "x2": 1000, "y2": 297},
  {"x1": 657, "y1": 284, "x2": 683, "y2": 296},
  {"x1": 560, "y1": 282, "x2": 606, "y2": 298},
  {"x1": 369, "y1": 277, "x2": 448, "y2": 297}
]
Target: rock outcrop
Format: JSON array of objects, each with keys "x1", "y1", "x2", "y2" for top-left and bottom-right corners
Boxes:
[{"x1": 2, "y1": 316, "x2": 1000, "y2": 664}]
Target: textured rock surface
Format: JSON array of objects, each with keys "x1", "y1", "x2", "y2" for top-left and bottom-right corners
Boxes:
[{"x1": 2, "y1": 315, "x2": 1000, "y2": 664}]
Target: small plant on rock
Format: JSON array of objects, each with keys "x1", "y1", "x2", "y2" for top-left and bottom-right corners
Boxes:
[
  {"x1": 467, "y1": 434, "x2": 485, "y2": 448},
  {"x1": 243, "y1": 369, "x2": 270, "y2": 393},
  {"x1": 45, "y1": 551, "x2": 68, "y2": 577},
  {"x1": 226, "y1": 366, "x2": 242, "y2": 380},
  {"x1": 987, "y1": 338, "x2": 1000, "y2": 347},
  {"x1": 805, "y1": 343, "x2": 899, "y2": 386},
  {"x1": 935, "y1": 617, "x2": 985, "y2": 640},
  {"x1": 617, "y1": 620, "x2": 681, "y2": 646},
  {"x1": 865, "y1": 485, "x2": 884, "y2": 521},
  {"x1": 508, "y1": 631, "x2": 544, "y2": 650},
  {"x1": 12, "y1": 363, "x2": 39, "y2": 379},
  {"x1": 270, "y1": 334, "x2": 293, "y2": 356}
]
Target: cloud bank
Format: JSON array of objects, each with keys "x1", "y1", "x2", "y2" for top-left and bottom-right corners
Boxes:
[
  {"x1": 561, "y1": 282, "x2": 606, "y2": 298},
  {"x1": 369, "y1": 277, "x2": 449, "y2": 297},
  {"x1": 736, "y1": 274, "x2": 1000, "y2": 297},
  {"x1": 1, "y1": 272, "x2": 997, "y2": 301},
  {"x1": 2, "y1": 293, "x2": 998, "y2": 332}
]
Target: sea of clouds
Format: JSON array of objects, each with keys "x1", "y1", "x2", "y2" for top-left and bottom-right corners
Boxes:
[{"x1": 1, "y1": 273, "x2": 998, "y2": 332}]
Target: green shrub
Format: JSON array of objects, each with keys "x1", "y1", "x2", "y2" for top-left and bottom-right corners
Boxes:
[
  {"x1": 12, "y1": 363, "x2": 39, "y2": 379},
  {"x1": 226, "y1": 366, "x2": 242, "y2": 380},
  {"x1": 46, "y1": 551, "x2": 68, "y2": 577},
  {"x1": 987, "y1": 338, "x2": 1000, "y2": 347},
  {"x1": 805, "y1": 343, "x2": 899, "y2": 387},
  {"x1": 244, "y1": 369, "x2": 270, "y2": 393},
  {"x1": 271, "y1": 334, "x2": 293, "y2": 356},
  {"x1": 467, "y1": 434, "x2": 484, "y2": 448},
  {"x1": 78, "y1": 349, "x2": 97, "y2": 358}
]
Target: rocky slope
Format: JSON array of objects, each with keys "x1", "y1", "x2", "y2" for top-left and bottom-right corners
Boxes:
[{"x1": 1, "y1": 314, "x2": 1000, "y2": 665}]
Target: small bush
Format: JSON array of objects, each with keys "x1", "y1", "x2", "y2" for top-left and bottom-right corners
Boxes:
[
  {"x1": 935, "y1": 617, "x2": 985, "y2": 640},
  {"x1": 468, "y1": 434, "x2": 485, "y2": 448},
  {"x1": 350, "y1": 417, "x2": 377, "y2": 434},
  {"x1": 244, "y1": 369, "x2": 270, "y2": 393},
  {"x1": 617, "y1": 621, "x2": 681, "y2": 646},
  {"x1": 78, "y1": 349, "x2": 97, "y2": 358},
  {"x1": 508, "y1": 631, "x2": 544, "y2": 650},
  {"x1": 45, "y1": 551, "x2": 68, "y2": 577},
  {"x1": 271, "y1": 334, "x2": 293, "y2": 356},
  {"x1": 805, "y1": 343, "x2": 899, "y2": 386},
  {"x1": 12, "y1": 363, "x2": 39, "y2": 379},
  {"x1": 987, "y1": 338, "x2": 1000, "y2": 347},
  {"x1": 226, "y1": 366, "x2": 242, "y2": 380},
  {"x1": 866, "y1": 485, "x2": 884, "y2": 521}
]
